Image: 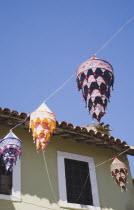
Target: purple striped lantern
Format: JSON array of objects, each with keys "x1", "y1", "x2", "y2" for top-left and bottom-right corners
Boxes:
[
  {"x1": 110, "y1": 158, "x2": 128, "y2": 191},
  {"x1": 0, "y1": 131, "x2": 22, "y2": 173},
  {"x1": 76, "y1": 56, "x2": 114, "y2": 122}
]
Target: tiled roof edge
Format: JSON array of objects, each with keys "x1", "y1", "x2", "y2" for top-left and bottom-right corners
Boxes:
[{"x1": 0, "y1": 107, "x2": 133, "y2": 155}]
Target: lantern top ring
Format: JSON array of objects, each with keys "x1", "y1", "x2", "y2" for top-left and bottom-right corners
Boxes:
[{"x1": 76, "y1": 57, "x2": 114, "y2": 77}]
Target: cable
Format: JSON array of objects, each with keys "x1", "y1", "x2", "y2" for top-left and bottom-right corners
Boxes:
[
  {"x1": 76, "y1": 147, "x2": 130, "y2": 201},
  {"x1": 4, "y1": 18, "x2": 134, "y2": 135},
  {"x1": 21, "y1": 201, "x2": 58, "y2": 210},
  {"x1": 76, "y1": 170, "x2": 90, "y2": 202},
  {"x1": 42, "y1": 146, "x2": 130, "y2": 204},
  {"x1": 2, "y1": 73, "x2": 75, "y2": 135},
  {"x1": 10, "y1": 196, "x2": 59, "y2": 210},
  {"x1": 10, "y1": 115, "x2": 29, "y2": 131},
  {"x1": 10, "y1": 147, "x2": 130, "y2": 209},
  {"x1": 95, "y1": 147, "x2": 130, "y2": 168},
  {"x1": 1, "y1": 17, "x2": 134, "y2": 136},
  {"x1": 4, "y1": 74, "x2": 75, "y2": 131},
  {"x1": 43, "y1": 73, "x2": 75, "y2": 103},
  {"x1": 94, "y1": 17, "x2": 134, "y2": 56},
  {"x1": 5, "y1": 73, "x2": 75, "y2": 134},
  {"x1": 0, "y1": 16, "x2": 132, "y2": 210},
  {"x1": 42, "y1": 149, "x2": 58, "y2": 204}
]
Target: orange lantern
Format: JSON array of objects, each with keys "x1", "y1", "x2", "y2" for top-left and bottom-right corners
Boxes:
[{"x1": 30, "y1": 103, "x2": 56, "y2": 150}]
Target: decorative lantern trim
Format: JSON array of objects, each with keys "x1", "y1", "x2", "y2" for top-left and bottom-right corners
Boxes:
[
  {"x1": 110, "y1": 157, "x2": 128, "y2": 191},
  {"x1": 76, "y1": 57, "x2": 114, "y2": 78},
  {"x1": 0, "y1": 131, "x2": 22, "y2": 173},
  {"x1": 76, "y1": 57, "x2": 114, "y2": 122},
  {"x1": 0, "y1": 137, "x2": 22, "y2": 142},
  {"x1": 30, "y1": 103, "x2": 56, "y2": 151}
]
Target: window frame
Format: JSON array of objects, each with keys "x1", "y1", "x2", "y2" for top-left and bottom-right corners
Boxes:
[
  {"x1": 0, "y1": 158, "x2": 21, "y2": 201},
  {"x1": 57, "y1": 151, "x2": 100, "y2": 210}
]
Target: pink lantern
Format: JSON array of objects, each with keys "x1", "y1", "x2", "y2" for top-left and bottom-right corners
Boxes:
[
  {"x1": 110, "y1": 158, "x2": 128, "y2": 191},
  {"x1": 76, "y1": 56, "x2": 114, "y2": 122}
]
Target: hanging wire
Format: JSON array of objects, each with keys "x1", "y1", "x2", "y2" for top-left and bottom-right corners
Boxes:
[
  {"x1": 76, "y1": 147, "x2": 130, "y2": 202},
  {"x1": 94, "y1": 17, "x2": 134, "y2": 56},
  {"x1": 0, "y1": 18, "x2": 132, "y2": 204},
  {"x1": 7, "y1": 73, "x2": 75, "y2": 133},
  {"x1": 95, "y1": 147, "x2": 130, "y2": 168},
  {"x1": 41, "y1": 17, "x2": 134, "y2": 107},
  {"x1": 10, "y1": 148, "x2": 130, "y2": 210},
  {"x1": 41, "y1": 16, "x2": 133, "y2": 109},
  {"x1": 0, "y1": 16, "x2": 132, "y2": 210},
  {"x1": 6, "y1": 17, "x2": 134, "y2": 134},
  {"x1": 43, "y1": 73, "x2": 75, "y2": 103},
  {"x1": 10, "y1": 115, "x2": 30, "y2": 132},
  {"x1": 5, "y1": 73, "x2": 75, "y2": 134},
  {"x1": 42, "y1": 149, "x2": 58, "y2": 204},
  {"x1": 20, "y1": 200, "x2": 59, "y2": 210},
  {"x1": 10, "y1": 195, "x2": 60, "y2": 210}
]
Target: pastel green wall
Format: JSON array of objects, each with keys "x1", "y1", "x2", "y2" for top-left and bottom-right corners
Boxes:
[{"x1": 0, "y1": 125, "x2": 134, "y2": 210}]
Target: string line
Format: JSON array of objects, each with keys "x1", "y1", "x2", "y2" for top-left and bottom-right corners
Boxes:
[
  {"x1": 42, "y1": 149, "x2": 58, "y2": 204},
  {"x1": 0, "y1": 16, "x2": 132, "y2": 210},
  {"x1": 1, "y1": 17, "x2": 133, "y2": 203},
  {"x1": 10, "y1": 73, "x2": 75, "y2": 132},
  {"x1": 95, "y1": 147, "x2": 130, "y2": 168},
  {"x1": 43, "y1": 73, "x2": 75, "y2": 103},
  {"x1": 7, "y1": 196, "x2": 58, "y2": 210},
  {"x1": 95, "y1": 17, "x2": 134, "y2": 56},
  {"x1": 7, "y1": 17, "x2": 134, "y2": 133},
  {"x1": 21, "y1": 201, "x2": 57, "y2": 210},
  {"x1": 10, "y1": 115, "x2": 29, "y2": 132},
  {"x1": 76, "y1": 147, "x2": 130, "y2": 202},
  {"x1": 10, "y1": 147, "x2": 130, "y2": 209},
  {"x1": 43, "y1": 18, "x2": 134, "y2": 108}
]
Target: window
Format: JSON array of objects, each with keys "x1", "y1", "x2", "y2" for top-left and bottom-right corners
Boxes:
[
  {"x1": 0, "y1": 157, "x2": 12, "y2": 195},
  {"x1": 64, "y1": 158, "x2": 93, "y2": 205},
  {"x1": 0, "y1": 156, "x2": 21, "y2": 201},
  {"x1": 57, "y1": 151, "x2": 100, "y2": 210}
]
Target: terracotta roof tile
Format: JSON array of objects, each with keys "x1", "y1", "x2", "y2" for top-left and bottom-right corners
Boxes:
[{"x1": 0, "y1": 107, "x2": 133, "y2": 155}]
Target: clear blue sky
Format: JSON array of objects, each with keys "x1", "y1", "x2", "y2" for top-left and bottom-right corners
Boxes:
[{"x1": 0, "y1": 1, "x2": 134, "y2": 176}]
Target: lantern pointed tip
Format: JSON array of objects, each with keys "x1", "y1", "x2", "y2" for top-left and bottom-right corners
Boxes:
[
  {"x1": 37, "y1": 103, "x2": 52, "y2": 113},
  {"x1": 4, "y1": 130, "x2": 19, "y2": 140}
]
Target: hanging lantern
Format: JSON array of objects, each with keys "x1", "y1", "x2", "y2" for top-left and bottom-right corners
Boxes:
[
  {"x1": 0, "y1": 131, "x2": 22, "y2": 173},
  {"x1": 110, "y1": 157, "x2": 128, "y2": 191},
  {"x1": 76, "y1": 56, "x2": 114, "y2": 122},
  {"x1": 30, "y1": 103, "x2": 56, "y2": 151}
]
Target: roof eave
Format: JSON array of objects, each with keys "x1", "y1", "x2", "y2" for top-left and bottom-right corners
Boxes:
[{"x1": 0, "y1": 107, "x2": 133, "y2": 156}]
